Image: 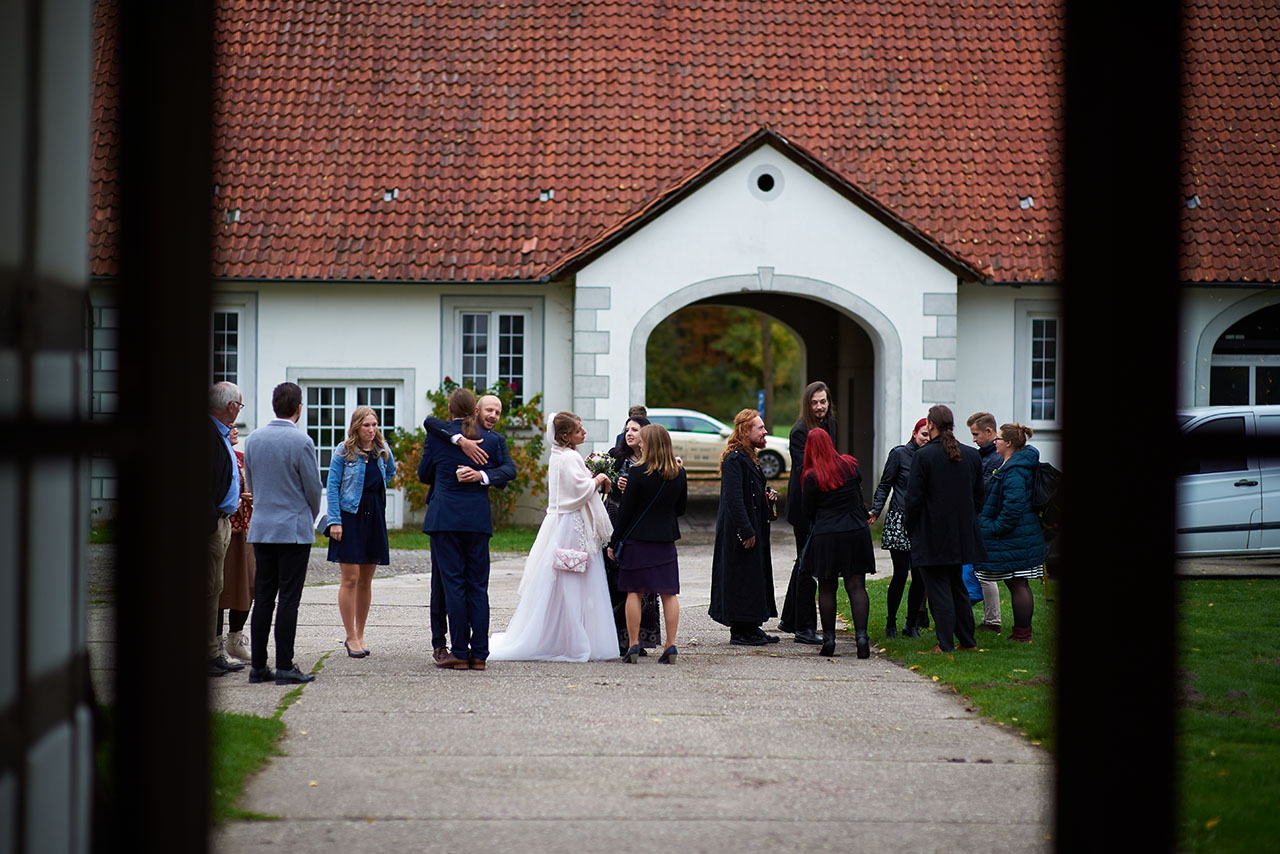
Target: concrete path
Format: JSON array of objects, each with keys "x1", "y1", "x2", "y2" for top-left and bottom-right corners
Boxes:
[{"x1": 181, "y1": 535, "x2": 1052, "y2": 853}]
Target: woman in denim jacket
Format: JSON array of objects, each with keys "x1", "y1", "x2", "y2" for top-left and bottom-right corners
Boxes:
[{"x1": 325, "y1": 406, "x2": 396, "y2": 657}]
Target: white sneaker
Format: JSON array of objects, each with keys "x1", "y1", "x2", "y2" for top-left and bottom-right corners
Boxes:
[{"x1": 224, "y1": 630, "x2": 252, "y2": 661}]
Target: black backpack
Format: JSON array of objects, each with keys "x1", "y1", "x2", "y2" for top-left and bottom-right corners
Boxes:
[{"x1": 1030, "y1": 461, "x2": 1063, "y2": 542}]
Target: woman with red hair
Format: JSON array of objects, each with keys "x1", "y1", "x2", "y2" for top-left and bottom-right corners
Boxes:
[{"x1": 801, "y1": 428, "x2": 876, "y2": 658}]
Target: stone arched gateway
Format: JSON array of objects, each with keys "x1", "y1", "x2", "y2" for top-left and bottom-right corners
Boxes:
[{"x1": 623, "y1": 271, "x2": 903, "y2": 472}]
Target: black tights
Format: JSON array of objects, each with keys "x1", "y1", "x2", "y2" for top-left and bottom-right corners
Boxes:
[
  {"x1": 885, "y1": 550, "x2": 927, "y2": 626},
  {"x1": 818, "y1": 574, "x2": 868, "y2": 638},
  {"x1": 1006, "y1": 578, "x2": 1035, "y2": 629},
  {"x1": 216, "y1": 608, "x2": 249, "y2": 635}
]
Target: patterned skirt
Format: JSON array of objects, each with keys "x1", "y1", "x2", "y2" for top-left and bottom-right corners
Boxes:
[{"x1": 879, "y1": 508, "x2": 912, "y2": 552}]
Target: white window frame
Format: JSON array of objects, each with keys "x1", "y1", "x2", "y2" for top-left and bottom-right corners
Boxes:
[
  {"x1": 1014, "y1": 300, "x2": 1063, "y2": 432},
  {"x1": 1209, "y1": 355, "x2": 1280, "y2": 405},
  {"x1": 212, "y1": 292, "x2": 257, "y2": 429},
  {"x1": 287, "y1": 367, "x2": 416, "y2": 530},
  {"x1": 440, "y1": 295, "x2": 543, "y2": 403}
]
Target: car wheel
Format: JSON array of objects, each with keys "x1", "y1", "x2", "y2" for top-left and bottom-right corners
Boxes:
[{"x1": 758, "y1": 450, "x2": 784, "y2": 480}]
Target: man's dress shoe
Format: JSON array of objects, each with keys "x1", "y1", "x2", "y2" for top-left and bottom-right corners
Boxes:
[
  {"x1": 274, "y1": 666, "x2": 316, "y2": 684},
  {"x1": 248, "y1": 666, "x2": 275, "y2": 683},
  {"x1": 793, "y1": 629, "x2": 823, "y2": 645}
]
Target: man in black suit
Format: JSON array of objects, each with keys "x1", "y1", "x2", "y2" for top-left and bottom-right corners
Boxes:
[
  {"x1": 903, "y1": 404, "x2": 987, "y2": 653},
  {"x1": 418, "y1": 389, "x2": 517, "y2": 670},
  {"x1": 779, "y1": 381, "x2": 837, "y2": 644}
]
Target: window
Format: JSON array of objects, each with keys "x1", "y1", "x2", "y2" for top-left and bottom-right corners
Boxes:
[
  {"x1": 1014, "y1": 301, "x2": 1063, "y2": 429},
  {"x1": 212, "y1": 310, "x2": 239, "y2": 385},
  {"x1": 1030, "y1": 318, "x2": 1058, "y2": 421},
  {"x1": 300, "y1": 380, "x2": 403, "y2": 484},
  {"x1": 1179, "y1": 416, "x2": 1247, "y2": 476},
  {"x1": 442, "y1": 296, "x2": 543, "y2": 407},
  {"x1": 459, "y1": 311, "x2": 527, "y2": 403}
]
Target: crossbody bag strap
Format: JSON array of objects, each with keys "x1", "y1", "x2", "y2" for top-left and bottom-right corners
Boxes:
[{"x1": 620, "y1": 479, "x2": 666, "y2": 543}]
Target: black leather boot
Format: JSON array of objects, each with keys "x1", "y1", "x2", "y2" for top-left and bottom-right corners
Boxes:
[{"x1": 855, "y1": 630, "x2": 871, "y2": 659}]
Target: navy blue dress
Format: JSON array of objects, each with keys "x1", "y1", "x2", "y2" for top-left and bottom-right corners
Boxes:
[{"x1": 327, "y1": 453, "x2": 390, "y2": 565}]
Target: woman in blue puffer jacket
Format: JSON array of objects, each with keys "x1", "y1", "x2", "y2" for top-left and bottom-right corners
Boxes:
[
  {"x1": 975, "y1": 423, "x2": 1046, "y2": 643},
  {"x1": 325, "y1": 406, "x2": 396, "y2": 657}
]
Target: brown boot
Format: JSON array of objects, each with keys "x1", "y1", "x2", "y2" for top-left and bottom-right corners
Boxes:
[{"x1": 1009, "y1": 626, "x2": 1033, "y2": 643}]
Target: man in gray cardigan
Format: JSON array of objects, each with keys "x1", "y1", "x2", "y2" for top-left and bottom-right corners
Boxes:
[{"x1": 243, "y1": 382, "x2": 323, "y2": 684}]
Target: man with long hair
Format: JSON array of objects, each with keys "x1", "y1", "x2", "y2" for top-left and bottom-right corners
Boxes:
[
  {"x1": 709, "y1": 410, "x2": 781, "y2": 644},
  {"x1": 780, "y1": 381, "x2": 837, "y2": 644},
  {"x1": 903, "y1": 405, "x2": 987, "y2": 653}
]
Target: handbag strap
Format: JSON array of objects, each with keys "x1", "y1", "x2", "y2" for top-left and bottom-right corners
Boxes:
[{"x1": 618, "y1": 476, "x2": 666, "y2": 544}]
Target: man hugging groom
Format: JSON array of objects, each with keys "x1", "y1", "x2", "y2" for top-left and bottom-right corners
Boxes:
[{"x1": 417, "y1": 389, "x2": 517, "y2": 670}]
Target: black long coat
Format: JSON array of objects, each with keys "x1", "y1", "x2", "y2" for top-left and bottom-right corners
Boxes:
[
  {"x1": 902, "y1": 436, "x2": 988, "y2": 567},
  {"x1": 709, "y1": 449, "x2": 776, "y2": 626}
]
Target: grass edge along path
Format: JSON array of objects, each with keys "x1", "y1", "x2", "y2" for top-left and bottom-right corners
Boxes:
[
  {"x1": 837, "y1": 575, "x2": 1057, "y2": 750},
  {"x1": 211, "y1": 650, "x2": 332, "y2": 822}
]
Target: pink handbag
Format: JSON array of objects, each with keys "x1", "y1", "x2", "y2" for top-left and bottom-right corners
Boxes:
[{"x1": 553, "y1": 548, "x2": 589, "y2": 573}]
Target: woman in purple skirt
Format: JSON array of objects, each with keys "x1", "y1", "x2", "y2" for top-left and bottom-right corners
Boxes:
[{"x1": 608, "y1": 424, "x2": 688, "y2": 664}]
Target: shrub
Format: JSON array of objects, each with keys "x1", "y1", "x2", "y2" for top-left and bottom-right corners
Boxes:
[{"x1": 390, "y1": 378, "x2": 546, "y2": 526}]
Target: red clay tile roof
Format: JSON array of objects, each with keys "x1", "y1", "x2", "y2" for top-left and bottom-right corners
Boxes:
[
  {"x1": 87, "y1": 1, "x2": 1277, "y2": 284},
  {"x1": 1181, "y1": 0, "x2": 1280, "y2": 283}
]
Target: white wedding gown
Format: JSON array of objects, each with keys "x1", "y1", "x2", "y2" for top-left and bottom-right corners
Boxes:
[{"x1": 488, "y1": 443, "x2": 619, "y2": 661}]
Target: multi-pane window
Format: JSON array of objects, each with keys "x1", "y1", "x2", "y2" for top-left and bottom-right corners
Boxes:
[
  {"x1": 357, "y1": 386, "x2": 397, "y2": 439},
  {"x1": 1030, "y1": 318, "x2": 1058, "y2": 422},
  {"x1": 306, "y1": 386, "x2": 347, "y2": 484},
  {"x1": 459, "y1": 311, "x2": 526, "y2": 403},
  {"x1": 303, "y1": 382, "x2": 400, "y2": 484},
  {"x1": 212, "y1": 310, "x2": 239, "y2": 385},
  {"x1": 461, "y1": 313, "x2": 489, "y2": 390}
]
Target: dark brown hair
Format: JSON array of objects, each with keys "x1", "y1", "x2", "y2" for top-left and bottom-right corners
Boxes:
[
  {"x1": 552, "y1": 411, "x2": 581, "y2": 447},
  {"x1": 800, "y1": 381, "x2": 836, "y2": 431},
  {"x1": 928, "y1": 404, "x2": 962, "y2": 462},
  {"x1": 448, "y1": 387, "x2": 479, "y2": 439}
]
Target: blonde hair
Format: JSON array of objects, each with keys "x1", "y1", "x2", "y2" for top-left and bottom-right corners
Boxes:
[
  {"x1": 552, "y1": 411, "x2": 581, "y2": 447},
  {"x1": 638, "y1": 424, "x2": 681, "y2": 480},
  {"x1": 720, "y1": 409, "x2": 761, "y2": 468},
  {"x1": 998, "y1": 422, "x2": 1034, "y2": 451},
  {"x1": 340, "y1": 406, "x2": 388, "y2": 461}
]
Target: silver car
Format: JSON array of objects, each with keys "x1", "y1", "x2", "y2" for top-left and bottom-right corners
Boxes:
[
  {"x1": 644, "y1": 407, "x2": 790, "y2": 479},
  {"x1": 1177, "y1": 406, "x2": 1280, "y2": 555}
]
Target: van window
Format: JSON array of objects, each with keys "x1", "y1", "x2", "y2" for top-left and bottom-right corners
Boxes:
[
  {"x1": 1258, "y1": 415, "x2": 1280, "y2": 468},
  {"x1": 1180, "y1": 416, "x2": 1248, "y2": 475}
]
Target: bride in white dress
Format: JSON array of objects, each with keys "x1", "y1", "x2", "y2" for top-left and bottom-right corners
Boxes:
[{"x1": 489, "y1": 411, "x2": 620, "y2": 661}]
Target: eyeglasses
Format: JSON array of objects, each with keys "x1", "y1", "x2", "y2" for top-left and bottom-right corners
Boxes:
[{"x1": 231, "y1": 400, "x2": 244, "y2": 410}]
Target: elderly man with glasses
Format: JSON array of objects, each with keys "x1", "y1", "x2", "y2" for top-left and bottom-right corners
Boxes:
[{"x1": 207, "y1": 382, "x2": 247, "y2": 676}]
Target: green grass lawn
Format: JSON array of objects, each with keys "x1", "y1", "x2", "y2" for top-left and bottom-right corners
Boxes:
[
  {"x1": 840, "y1": 573, "x2": 1280, "y2": 851},
  {"x1": 210, "y1": 711, "x2": 286, "y2": 821},
  {"x1": 1175, "y1": 579, "x2": 1280, "y2": 853},
  {"x1": 839, "y1": 573, "x2": 1056, "y2": 748}
]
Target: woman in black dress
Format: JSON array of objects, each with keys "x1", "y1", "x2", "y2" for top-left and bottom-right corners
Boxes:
[
  {"x1": 801, "y1": 428, "x2": 876, "y2": 658},
  {"x1": 324, "y1": 406, "x2": 396, "y2": 657},
  {"x1": 608, "y1": 424, "x2": 688, "y2": 663},
  {"x1": 604, "y1": 416, "x2": 661, "y2": 654}
]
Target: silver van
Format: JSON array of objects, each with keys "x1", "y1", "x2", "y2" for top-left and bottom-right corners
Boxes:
[{"x1": 1176, "y1": 406, "x2": 1280, "y2": 555}]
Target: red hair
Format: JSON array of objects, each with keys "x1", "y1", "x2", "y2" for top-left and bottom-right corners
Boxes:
[
  {"x1": 801, "y1": 428, "x2": 858, "y2": 492},
  {"x1": 909, "y1": 417, "x2": 927, "y2": 442}
]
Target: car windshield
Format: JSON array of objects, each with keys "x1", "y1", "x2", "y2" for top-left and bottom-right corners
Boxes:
[{"x1": 684, "y1": 417, "x2": 721, "y2": 434}]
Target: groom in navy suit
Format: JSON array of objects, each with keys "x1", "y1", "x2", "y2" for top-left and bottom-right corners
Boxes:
[{"x1": 418, "y1": 389, "x2": 517, "y2": 670}]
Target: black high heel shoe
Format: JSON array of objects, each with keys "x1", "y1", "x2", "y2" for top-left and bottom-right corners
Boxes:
[
  {"x1": 855, "y1": 630, "x2": 871, "y2": 659},
  {"x1": 621, "y1": 644, "x2": 642, "y2": 663},
  {"x1": 344, "y1": 640, "x2": 369, "y2": 659},
  {"x1": 819, "y1": 639, "x2": 836, "y2": 657},
  {"x1": 657, "y1": 645, "x2": 678, "y2": 664}
]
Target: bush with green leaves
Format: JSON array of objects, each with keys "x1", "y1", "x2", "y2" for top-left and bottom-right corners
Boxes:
[{"x1": 390, "y1": 378, "x2": 546, "y2": 526}]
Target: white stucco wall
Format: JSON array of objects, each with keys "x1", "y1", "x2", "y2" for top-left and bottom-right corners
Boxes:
[
  {"x1": 955, "y1": 284, "x2": 1063, "y2": 467},
  {"x1": 226, "y1": 281, "x2": 574, "y2": 526},
  {"x1": 1180, "y1": 286, "x2": 1280, "y2": 407},
  {"x1": 573, "y1": 144, "x2": 962, "y2": 472}
]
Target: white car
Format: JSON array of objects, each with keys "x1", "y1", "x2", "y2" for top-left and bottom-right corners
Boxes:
[
  {"x1": 644, "y1": 407, "x2": 790, "y2": 479},
  {"x1": 1177, "y1": 406, "x2": 1280, "y2": 555}
]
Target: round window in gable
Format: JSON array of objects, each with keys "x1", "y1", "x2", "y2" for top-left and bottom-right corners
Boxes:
[{"x1": 749, "y1": 164, "x2": 784, "y2": 201}]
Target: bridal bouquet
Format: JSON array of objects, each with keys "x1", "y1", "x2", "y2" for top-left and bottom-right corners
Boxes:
[{"x1": 584, "y1": 452, "x2": 618, "y2": 500}]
